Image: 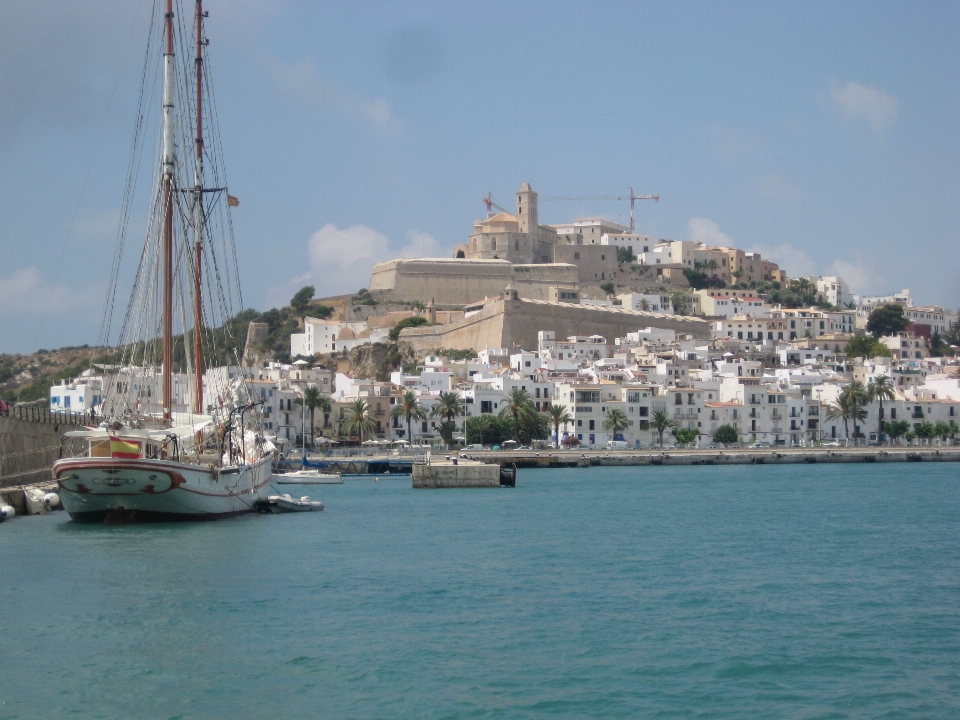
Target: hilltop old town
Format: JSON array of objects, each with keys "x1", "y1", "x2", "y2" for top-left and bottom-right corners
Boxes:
[{"x1": 42, "y1": 184, "x2": 960, "y2": 451}]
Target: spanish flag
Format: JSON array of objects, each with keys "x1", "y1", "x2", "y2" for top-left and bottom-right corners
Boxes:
[
  {"x1": 227, "y1": 194, "x2": 240, "y2": 207},
  {"x1": 110, "y1": 436, "x2": 141, "y2": 459}
]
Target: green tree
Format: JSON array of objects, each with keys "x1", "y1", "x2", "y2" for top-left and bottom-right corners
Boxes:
[
  {"x1": 600, "y1": 282, "x2": 616, "y2": 296},
  {"x1": 342, "y1": 399, "x2": 378, "y2": 442},
  {"x1": 430, "y1": 391, "x2": 465, "y2": 447},
  {"x1": 914, "y1": 421, "x2": 936, "y2": 445},
  {"x1": 933, "y1": 421, "x2": 951, "y2": 444},
  {"x1": 650, "y1": 410, "x2": 677, "y2": 447},
  {"x1": 389, "y1": 316, "x2": 431, "y2": 341},
  {"x1": 390, "y1": 390, "x2": 427, "y2": 443},
  {"x1": 827, "y1": 381, "x2": 869, "y2": 442},
  {"x1": 616, "y1": 246, "x2": 636, "y2": 264},
  {"x1": 883, "y1": 420, "x2": 910, "y2": 445},
  {"x1": 670, "y1": 291, "x2": 693, "y2": 315},
  {"x1": 295, "y1": 385, "x2": 330, "y2": 446},
  {"x1": 672, "y1": 427, "x2": 699, "y2": 446},
  {"x1": 438, "y1": 420, "x2": 457, "y2": 447},
  {"x1": 867, "y1": 304, "x2": 909, "y2": 338},
  {"x1": 845, "y1": 335, "x2": 891, "y2": 359},
  {"x1": 602, "y1": 408, "x2": 630, "y2": 440},
  {"x1": 868, "y1": 375, "x2": 896, "y2": 441},
  {"x1": 545, "y1": 403, "x2": 573, "y2": 443},
  {"x1": 455, "y1": 249, "x2": 466, "y2": 258},
  {"x1": 290, "y1": 286, "x2": 315, "y2": 313},
  {"x1": 713, "y1": 424, "x2": 739, "y2": 446},
  {"x1": 519, "y1": 411, "x2": 551, "y2": 444},
  {"x1": 499, "y1": 387, "x2": 536, "y2": 442},
  {"x1": 466, "y1": 414, "x2": 494, "y2": 446}
]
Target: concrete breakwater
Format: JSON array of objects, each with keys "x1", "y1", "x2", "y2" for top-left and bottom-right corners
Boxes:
[
  {"x1": 1, "y1": 406, "x2": 93, "y2": 488},
  {"x1": 465, "y1": 447, "x2": 960, "y2": 469}
]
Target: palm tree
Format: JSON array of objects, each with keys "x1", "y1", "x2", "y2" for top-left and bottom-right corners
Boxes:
[
  {"x1": 602, "y1": 408, "x2": 630, "y2": 441},
  {"x1": 639, "y1": 298, "x2": 650, "y2": 311},
  {"x1": 827, "y1": 381, "x2": 869, "y2": 444},
  {"x1": 499, "y1": 387, "x2": 535, "y2": 442},
  {"x1": 842, "y1": 381, "x2": 869, "y2": 441},
  {"x1": 430, "y1": 390, "x2": 465, "y2": 447},
  {"x1": 545, "y1": 403, "x2": 572, "y2": 444},
  {"x1": 867, "y1": 375, "x2": 895, "y2": 442},
  {"x1": 295, "y1": 385, "x2": 330, "y2": 447},
  {"x1": 472, "y1": 414, "x2": 494, "y2": 446},
  {"x1": 650, "y1": 410, "x2": 677, "y2": 447},
  {"x1": 390, "y1": 390, "x2": 427, "y2": 444},
  {"x1": 342, "y1": 399, "x2": 378, "y2": 442}
]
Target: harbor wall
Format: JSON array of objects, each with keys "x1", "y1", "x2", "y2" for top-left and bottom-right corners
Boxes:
[
  {"x1": 412, "y1": 461, "x2": 501, "y2": 488},
  {"x1": 2, "y1": 416, "x2": 61, "y2": 488},
  {"x1": 465, "y1": 447, "x2": 960, "y2": 469}
]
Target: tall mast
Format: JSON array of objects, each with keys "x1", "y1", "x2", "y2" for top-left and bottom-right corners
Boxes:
[
  {"x1": 193, "y1": 0, "x2": 205, "y2": 415},
  {"x1": 162, "y1": 0, "x2": 175, "y2": 421}
]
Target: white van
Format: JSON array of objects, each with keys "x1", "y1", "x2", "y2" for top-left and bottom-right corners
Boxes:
[{"x1": 606, "y1": 440, "x2": 629, "y2": 450}]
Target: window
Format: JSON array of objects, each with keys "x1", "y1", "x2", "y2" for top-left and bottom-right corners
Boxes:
[
  {"x1": 574, "y1": 252, "x2": 580, "y2": 260},
  {"x1": 589, "y1": 420, "x2": 595, "y2": 430},
  {"x1": 638, "y1": 407, "x2": 649, "y2": 417}
]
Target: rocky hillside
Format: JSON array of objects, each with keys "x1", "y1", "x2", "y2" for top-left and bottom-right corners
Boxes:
[{"x1": 0, "y1": 346, "x2": 105, "y2": 404}]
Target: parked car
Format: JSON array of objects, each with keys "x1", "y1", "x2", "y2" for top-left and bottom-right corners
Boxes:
[
  {"x1": 606, "y1": 440, "x2": 629, "y2": 449},
  {"x1": 752, "y1": 442, "x2": 771, "y2": 448},
  {"x1": 464, "y1": 444, "x2": 484, "y2": 451}
]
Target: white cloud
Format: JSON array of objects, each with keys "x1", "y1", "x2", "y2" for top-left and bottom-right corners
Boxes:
[
  {"x1": 756, "y1": 174, "x2": 801, "y2": 206},
  {"x1": 746, "y1": 243, "x2": 818, "y2": 278},
  {"x1": 0, "y1": 267, "x2": 99, "y2": 323},
  {"x1": 831, "y1": 259, "x2": 882, "y2": 295},
  {"x1": 829, "y1": 79, "x2": 898, "y2": 135},
  {"x1": 687, "y1": 218, "x2": 733, "y2": 246},
  {"x1": 305, "y1": 224, "x2": 391, "y2": 295},
  {"x1": 398, "y1": 230, "x2": 442, "y2": 258},
  {"x1": 261, "y1": 53, "x2": 398, "y2": 132}
]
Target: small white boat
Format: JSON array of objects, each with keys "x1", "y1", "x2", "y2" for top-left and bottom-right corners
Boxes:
[
  {"x1": 274, "y1": 470, "x2": 343, "y2": 485},
  {"x1": 257, "y1": 494, "x2": 324, "y2": 513}
]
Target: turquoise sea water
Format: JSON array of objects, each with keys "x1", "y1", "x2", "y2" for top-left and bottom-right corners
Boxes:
[{"x1": 2, "y1": 464, "x2": 958, "y2": 719}]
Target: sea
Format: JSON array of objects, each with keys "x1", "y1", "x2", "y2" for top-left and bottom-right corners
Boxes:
[{"x1": 2, "y1": 464, "x2": 958, "y2": 719}]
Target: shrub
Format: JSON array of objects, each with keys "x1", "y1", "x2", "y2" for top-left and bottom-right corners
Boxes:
[
  {"x1": 389, "y1": 316, "x2": 431, "y2": 341},
  {"x1": 713, "y1": 424, "x2": 739, "y2": 446}
]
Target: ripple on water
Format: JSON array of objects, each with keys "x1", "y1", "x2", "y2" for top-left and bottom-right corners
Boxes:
[{"x1": 1, "y1": 463, "x2": 958, "y2": 719}]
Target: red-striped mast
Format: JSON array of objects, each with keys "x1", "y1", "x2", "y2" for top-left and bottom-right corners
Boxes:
[
  {"x1": 193, "y1": 0, "x2": 205, "y2": 415},
  {"x1": 161, "y1": 0, "x2": 175, "y2": 421}
]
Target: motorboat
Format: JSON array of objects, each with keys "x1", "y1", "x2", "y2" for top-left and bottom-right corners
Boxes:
[{"x1": 256, "y1": 494, "x2": 324, "y2": 513}]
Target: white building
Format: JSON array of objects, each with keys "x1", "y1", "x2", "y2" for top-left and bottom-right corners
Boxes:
[
  {"x1": 290, "y1": 318, "x2": 389, "y2": 357},
  {"x1": 617, "y1": 293, "x2": 673, "y2": 314},
  {"x1": 811, "y1": 276, "x2": 852, "y2": 308},
  {"x1": 903, "y1": 306, "x2": 958, "y2": 336},
  {"x1": 600, "y1": 233, "x2": 654, "y2": 258}
]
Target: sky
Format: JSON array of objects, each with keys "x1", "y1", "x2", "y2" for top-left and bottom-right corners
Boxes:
[{"x1": 1, "y1": 0, "x2": 958, "y2": 354}]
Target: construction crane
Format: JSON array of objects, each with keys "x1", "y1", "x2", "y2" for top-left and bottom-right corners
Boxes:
[
  {"x1": 541, "y1": 187, "x2": 659, "y2": 233},
  {"x1": 482, "y1": 192, "x2": 511, "y2": 218}
]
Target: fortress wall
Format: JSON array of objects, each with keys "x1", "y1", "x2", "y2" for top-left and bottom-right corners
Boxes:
[
  {"x1": 368, "y1": 258, "x2": 579, "y2": 305},
  {"x1": 399, "y1": 295, "x2": 711, "y2": 354}
]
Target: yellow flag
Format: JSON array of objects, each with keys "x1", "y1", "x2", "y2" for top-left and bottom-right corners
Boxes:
[
  {"x1": 109, "y1": 436, "x2": 142, "y2": 459},
  {"x1": 227, "y1": 194, "x2": 240, "y2": 207}
]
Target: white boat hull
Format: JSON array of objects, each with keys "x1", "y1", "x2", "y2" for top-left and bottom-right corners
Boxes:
[{"x1": 54, "y1": 455, "x2": 273, "y2": 523}]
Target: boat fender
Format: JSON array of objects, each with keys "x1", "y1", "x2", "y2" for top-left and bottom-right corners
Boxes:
[
  {"x1": 43, "y1": 493, "x2": 60, "y2": 508},
  {"x1": 0, "y1": 505, "x2": 15, "y2": 520}
]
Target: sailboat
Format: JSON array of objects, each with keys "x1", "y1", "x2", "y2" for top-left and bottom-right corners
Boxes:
[{"x1": 54, "y1": 0, "x2": 273, "y2": 523}]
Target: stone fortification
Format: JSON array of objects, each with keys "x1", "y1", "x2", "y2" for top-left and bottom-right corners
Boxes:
[
  {"x1": 369, "y1": 258, "x2": 578, "y2": 305},
  {"x1": 398, "y1": 290, "x2": 712, "y2": 353}
]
